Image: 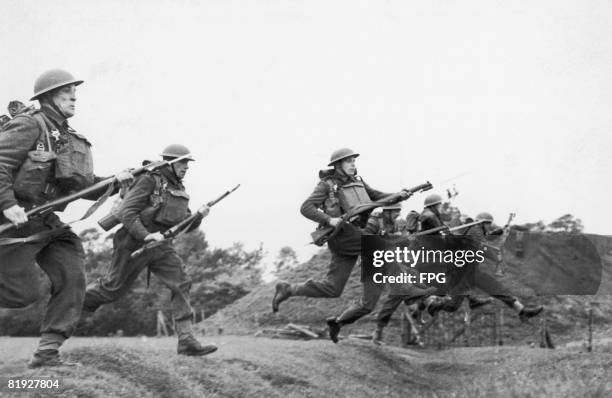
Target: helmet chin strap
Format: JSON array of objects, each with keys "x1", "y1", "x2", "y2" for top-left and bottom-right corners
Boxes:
[
  {"x1": 45, "y1": 96, "x2": 70, "y2": 119},
  {"x1": 171, "y1": 163, "x2": 179, "y2": 180},
  {"x1": 171, "y1": 162, "x2": 183, "y2": 181}
]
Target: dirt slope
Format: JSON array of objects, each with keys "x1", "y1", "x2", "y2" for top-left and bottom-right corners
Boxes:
[{"x1": 1, "y1": 336, "x2": 611, "y2": 398}]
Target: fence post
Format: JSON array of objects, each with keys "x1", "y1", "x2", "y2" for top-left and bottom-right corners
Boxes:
[
  {"x1": 498, "y1": 309, "x2": 504, "y2": 346},
  {"x1": 157, "y1": 310, "x2": 169, "y2": 337},
  {"x1": 588, "y1": 305, "x2": 593, "y2": 353},
  {"x1": 401, "y1": 312, "x2": 410, "y2": 348},
  {"x1": 463, "y1": 302, "x2": 471, "y2": 347},
  {"x1": 492, "y1": 311, "x2": 497, "y2": 346}
]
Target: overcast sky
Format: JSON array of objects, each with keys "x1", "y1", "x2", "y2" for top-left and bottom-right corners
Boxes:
[{"x1": 1, "y1": 0, "x2": 611, "y2": 264}]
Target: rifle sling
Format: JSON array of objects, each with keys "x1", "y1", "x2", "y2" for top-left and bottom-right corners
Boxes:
[
  {"x1": 68, "y1": 181, "x2": 116, "y2": 225},
  {"x1": 0, "y1": 226, "x2": 70, "y2": 246}
]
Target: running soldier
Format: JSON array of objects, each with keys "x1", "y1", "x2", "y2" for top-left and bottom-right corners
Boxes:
[
  {"x1": 427, "y1": 212, "x2": 543, "y2": 320},
  {"x1": 82, "y1": 144, "x2": 218, "y2": 356},
  {"x1": 272, "y1": 148, "x2": 411, "y2": 312},
  {"x1": 0, "y1": 69, "x2": 132, "y2": 367},
  {"x1": 371, "y1": 196, "x2": 491, "y2": 344}
]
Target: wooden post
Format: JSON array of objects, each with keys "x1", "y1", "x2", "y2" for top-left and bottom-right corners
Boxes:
[
  {"x1": 463, "y1": 301, "x2": 471, "y2": 347},
  {"x1": 401, "y1": 312, "x2": 410, "y2": 348},
  {"x1": 156, "y1": 310, "x2": 169, "y2": 337},
  {"x1": 588, "y1": 306, "x2": 593, "y2": 353},
  {"x1": 442, "y1": 312, "x2": 449, "y2": 348},
  {"x1": 498, "y1": 309, "x2": 504, "y2": 346},
  {"x1": 492, "y1": 311, "x2": 498, "y2": 346}
]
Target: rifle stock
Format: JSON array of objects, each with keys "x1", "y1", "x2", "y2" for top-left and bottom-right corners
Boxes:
[{"x1": 311, "y1": 226, "x2": 335, "y2": 246}]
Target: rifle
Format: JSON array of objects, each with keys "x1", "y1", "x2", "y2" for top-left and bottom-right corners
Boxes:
[
  {"x1": 311, "y1": 181, "x2": 433, "y2": 246},
  {"x1": 130, "y1": 184, "x2": 240, "y2": 257},
  {"x1": 446, "y1": 219, "x2": 488, "y2": 234},
  {"x1": 0, "y1": 154, "x2": 194, "y2": 235},
  {"x1": 413, "y1": 219, "x2": 488, "y2": 237}
]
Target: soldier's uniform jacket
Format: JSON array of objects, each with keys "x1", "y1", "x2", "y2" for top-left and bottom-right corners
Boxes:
[
  {"x1": 120, "y1": 166, "x2": 202, "y2": 241},
  {"x1": 419, "y1": 207, "x2": 444, "y2": 231},
  {"x1": 0, "y1": 103, "x2": 101, "y2": 221},
  {"x1": 300, "y1": 168, "x2": 390, "y2": 227}
]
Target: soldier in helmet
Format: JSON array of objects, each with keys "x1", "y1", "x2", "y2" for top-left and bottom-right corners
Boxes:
[
  {"x1": 428, "y1": 212, "x2": 543, "y2": 321},
  {"x1": 325, "y1": 199, "x2": 438, "y2": 344},
  {"x1": 83, "y1": 145, "x2": 218, "y2": 357},
  {"x1": 420, "y1": 196, "x2": 494, "y2": 312},
  {"x1": 366, "y1": 204, "x2": 438, "y2": 345},
  {"x1": 0, "y1": 69, "x2": 133, "y2": 367},
  {"x1": 363, "y1": 203, "x2": 404, "y2": 236},
  {"x1": 272, "y1": 148, "x2": 411, "y2": 312},
  {"x1": 419, "y1": 193, "x2": 445, "y2": 230}
]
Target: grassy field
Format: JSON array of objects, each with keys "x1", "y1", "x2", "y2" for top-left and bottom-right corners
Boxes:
[{"x1": 1, "y1": 336, "x2": 611, "y2": 397}]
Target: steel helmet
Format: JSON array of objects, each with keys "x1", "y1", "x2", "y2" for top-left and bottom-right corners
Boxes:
[
  {"x1": 475, "y1": 212, "x2": 494, "y2": 223},
  {"x1": 31, "y1": 69, "x2": 84, "y2": 101},
  {"x1": 160, "y1": 144, "x2": 195, "y2": 161},
  {"x1": 381, "y1": 204, "x2": 402, "y2": 211},
  {"x1": 328, "y1": 148, "x2": 360, "y2": 166},
  {"x1": 424, "y1": 194, "x2": 443, "y2": 207}
]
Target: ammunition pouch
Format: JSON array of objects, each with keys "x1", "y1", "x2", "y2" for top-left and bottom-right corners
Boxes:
[
  {"x1": 322, "y1": 180, "x2": 342, "y2": 217},
  {"x1": 154, "y1": 189, "x2": 190, "y2": 226},
  {"x1": 55, "y1": 132, "x2": 95, "y2": 190},
  {"x1": 97, "y1": 198, "x2": 124, "y2": 231},
  {"x1": 337, "y1": 182, "x2": 371, "y2": 213},
  {"x1": 13, "y1": 150, "x2": 58, "y2": 204}
]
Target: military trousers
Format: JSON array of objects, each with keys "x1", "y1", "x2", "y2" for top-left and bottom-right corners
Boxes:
[
  {"x1": 336, "y1": 270, "x2": 384, "y2": 324},
  {"x1": 83, "y1": 227, "x2": 193, "y2": 322},
  {"x1": 338, "y1": 260, "x2": 433, "y2": 325},
  {"x1": 0, "y1": 216, "x2": 86, "y2": 340},
  {"x1": 292, "y1": 252, "x2": 359, "y2": 298},
  {"x1": 292, "y1": 224, "x2": 362, "y2": 298},
  {"x1": 375, "y1": 294, "x2": 428, "y2": 328},
  {"x1": 441, "y1": 265, "x2": 516, "y2": 312}
]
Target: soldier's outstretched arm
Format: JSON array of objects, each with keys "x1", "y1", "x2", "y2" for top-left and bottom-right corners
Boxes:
[
  {"x1": 361, "y1": 179, "x2": 392, "y2": 202},
  {"x1": 300, "y1": 181, "x2": 332, "y2": 225},
  {"x1": 0, "y1": 117, "x2": 39, "y2": 212},
  {"x1": 119, "y1": 174, "x2": 156, "y2": 241}
]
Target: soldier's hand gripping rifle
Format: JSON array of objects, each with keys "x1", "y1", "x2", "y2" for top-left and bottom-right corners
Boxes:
[
  {"x1": 130, "y1": 184, "x2": 240, "y2": 257},
  {"x1": 311, "y1": 181, "x2": 433, "y2": 246},
  {"x1": 0, "y1": 154, "x2": 194, "y2": 235}
]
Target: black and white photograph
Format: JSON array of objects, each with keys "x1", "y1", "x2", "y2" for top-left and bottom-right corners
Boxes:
[{"x1": 0, "y1": 1, "x2": 611, "y2": 397}]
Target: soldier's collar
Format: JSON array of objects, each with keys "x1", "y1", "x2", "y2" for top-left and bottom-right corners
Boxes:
[
  {"x1": 160, "y1": 165, "x2": 183, "y2": 187},
  {"x1": 333, "y1": 169, "x2": 360, "y2": 183},
  {"x1": 39, "y1": 103, "x2": 68, "y2": 128}
]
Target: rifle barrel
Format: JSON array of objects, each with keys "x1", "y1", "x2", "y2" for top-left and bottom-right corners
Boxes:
[{"x1": 448, "y1": 220, "x2": 486, "y2": 232}]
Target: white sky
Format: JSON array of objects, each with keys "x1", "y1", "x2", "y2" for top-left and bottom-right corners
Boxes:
[{"x1": 1, "y1": 0, "x2": 611, "y2": 263}]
